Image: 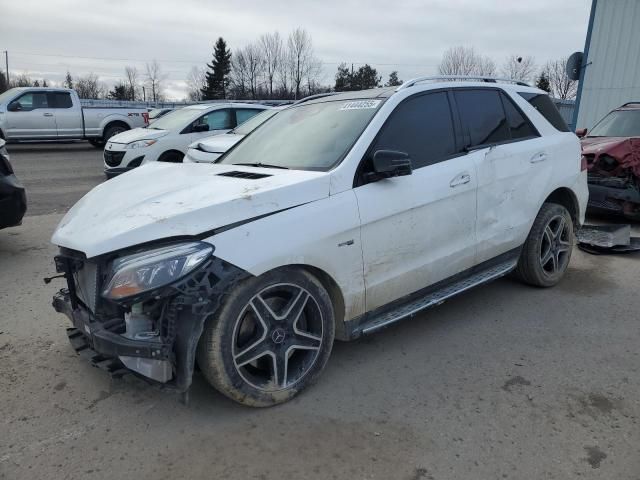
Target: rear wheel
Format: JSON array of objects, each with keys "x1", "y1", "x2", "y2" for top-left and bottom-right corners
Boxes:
[
  {"x1": 103, "y1": 124, "x2": 127, "y2": 143},
  {"x1": 514, "y1": 203, "x2": 573, "y2": 287},
  {"x1": 197, "y1": 268, "x2": 335, "y2": 407}
]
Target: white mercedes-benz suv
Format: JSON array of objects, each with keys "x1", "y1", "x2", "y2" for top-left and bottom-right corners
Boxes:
[{"x1": 51, "y1": 76, "x2": 587, "y2": 407}]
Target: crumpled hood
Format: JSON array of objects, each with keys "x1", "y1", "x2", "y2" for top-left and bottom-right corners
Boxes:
[
  {"x1": 581, "y1": 136, "x2": 640, "y2": 176},
  {"x1": 191, "y1": 134, "x2": 243, "y2": 153},
  {"x1": 52, "y1": 163, "x2": 330, "y2": 258},
  {"x1": 108, "y1": 127, "x2": 169, "y2": 144}
]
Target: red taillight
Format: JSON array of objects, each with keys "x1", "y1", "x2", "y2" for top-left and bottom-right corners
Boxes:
[
  {"x1": 581, "y1": 155, "x2": 588, "y2": 171},
  {"x1": 142, "y1": 112, "x2": 149, "y2": 125}
]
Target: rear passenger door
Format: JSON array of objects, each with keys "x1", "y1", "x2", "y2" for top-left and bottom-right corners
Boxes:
[
  {"x1": 354, "y1": 91, "x2": 479, "y2": 312},
  {"x1": 454, "y1": 89, "x2": 543, "y2": 264},
  {"x1": 47, "y1": 92, "x2": 82, "y2": 138}
]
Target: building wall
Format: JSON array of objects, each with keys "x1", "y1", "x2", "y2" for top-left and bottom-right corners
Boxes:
[{"x1": 575, "y1": 0, "x2": 640, "y2": 129}]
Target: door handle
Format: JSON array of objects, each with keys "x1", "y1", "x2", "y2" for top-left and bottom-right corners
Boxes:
[
  {"x1": 450, "y1": 172, "x2": 471, "y2": 188},
  {"x1": 530, "y1": 152, "x2": 547, "y2": 163},
  {"x1": 43, "y1": 113, "x2": 53, "y2": 117}
]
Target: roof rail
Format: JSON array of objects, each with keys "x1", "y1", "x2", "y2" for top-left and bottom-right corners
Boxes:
[
  {"x1": 396, "y1": 75, "x2": 530, "y2": 91},
  {"x1": 293, "y1": 92, "x2": 338, "y2": 105}
]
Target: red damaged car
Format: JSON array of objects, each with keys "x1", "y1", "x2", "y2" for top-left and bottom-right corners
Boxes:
[{"x1": 579, "y1": 102, "x2": 640, "y2": 220}]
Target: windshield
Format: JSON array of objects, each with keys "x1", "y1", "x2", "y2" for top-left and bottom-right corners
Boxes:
[
  {"x1": 148, "y1": 107, "x2": 203, "y2": 131},
  {"x1": 589, "y1": 110, "x2": 640, "y2": 137},
  {"x1": 232, "y1": 109, "x2": 280, "y2": 135},
  {"x1": 217, "y1": 99, "x2": 383, "y2": 171}
]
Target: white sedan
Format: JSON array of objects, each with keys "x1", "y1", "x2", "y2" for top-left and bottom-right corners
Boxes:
[
  {"x1": 184, "y1": 107, "x2": 283, "y2": 164},
  {"x1": 103, "y1": 103, "x2": 269, "y2": 177}
]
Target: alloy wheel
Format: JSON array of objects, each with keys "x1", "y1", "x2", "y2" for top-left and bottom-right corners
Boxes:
[
  {"x1": 231, "y1": 283, "x2": 324, "y2": 392},
  {"x1": 539, "y1": 214, "x2": 572, "y2": 276}
]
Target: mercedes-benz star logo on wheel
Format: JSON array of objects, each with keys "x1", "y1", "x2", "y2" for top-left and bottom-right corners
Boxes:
[{"x1": 271, "y1": 328, "x2": 286, "y2": 344}]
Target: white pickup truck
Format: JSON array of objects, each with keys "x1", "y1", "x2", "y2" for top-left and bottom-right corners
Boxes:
[{"x1": 0, "y1": 87, "x2": 149, "y2": 148}]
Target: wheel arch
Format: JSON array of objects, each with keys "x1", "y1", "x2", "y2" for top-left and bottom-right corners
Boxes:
[
  {"x1": 158, "y1": 150, "x2": 185, "y2": 162},
  {"x1": 102, "y1": 120, "x2": 130, "y2": 139},
  {"x1": 263, "y1": 264, "x2": 348, "y2": 341},
  {"x1": 543, "y1": 187, "x2": 580, "y2": 227}
]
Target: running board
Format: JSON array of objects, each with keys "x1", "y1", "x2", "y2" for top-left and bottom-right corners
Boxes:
[{"x1": 360, "y1": 259, "x2": 518, "y2": 335}]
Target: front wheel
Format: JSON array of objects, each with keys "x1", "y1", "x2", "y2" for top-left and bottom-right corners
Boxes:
[
  {"x1": 514, "y1": 203, "x2": 574, "y2": 287},
  {"x1": 197, "y1": 268, "x2": 335, "y2": 407}
]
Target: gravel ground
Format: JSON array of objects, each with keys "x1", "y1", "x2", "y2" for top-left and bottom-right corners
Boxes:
[{"x1": 1, "y1": 143, "x2": 639, "y2": 480}]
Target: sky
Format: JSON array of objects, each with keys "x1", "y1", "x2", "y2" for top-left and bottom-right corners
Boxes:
[{"x1": 2, "y1": 0, "x2": 592, "y2": 100}]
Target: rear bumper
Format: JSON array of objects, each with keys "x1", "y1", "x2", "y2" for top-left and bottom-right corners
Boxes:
[{"x1": 0, "y1": 174, "x2": 27, "y2": 229}]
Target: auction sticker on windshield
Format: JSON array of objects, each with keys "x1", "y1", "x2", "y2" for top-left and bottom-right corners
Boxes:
[{"x1": 339, "y1": 100, "x2": 381, "y2": 110}]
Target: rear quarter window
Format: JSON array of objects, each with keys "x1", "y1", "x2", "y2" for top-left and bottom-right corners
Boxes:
[{"x1": 518, "y1": 92, "x2": 570, "y2": 132}]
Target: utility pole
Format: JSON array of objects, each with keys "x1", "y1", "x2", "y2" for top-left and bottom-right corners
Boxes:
[{"x1": 4, "y1": 51, "x2": 8, "y2": 86}]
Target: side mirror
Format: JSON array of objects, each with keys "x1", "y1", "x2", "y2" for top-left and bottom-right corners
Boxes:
[
  {"x1": 369, "y1": 150, "x2": 412, "y2": 181},
  {"x1": 193, "y1": 124, "x2": 209, "y2": 133},
  {"x1": 575, "y1": 128, "x2": 587, "y2": 138},
  {"x1": 7, "y1": 101, "x2": 20, "y2": 112}
]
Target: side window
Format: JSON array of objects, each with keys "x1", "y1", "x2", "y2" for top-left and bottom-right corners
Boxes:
[
  {"x1": 12, "y1": 92, "x2": 48, "y2": 111},
  {"x1": 370, "y1": 92, "x2": 457, "y2": 170},
  {"x1": 49, "y1": 92, "x2": 73, "y2": 109},
  {"x1": 199, "y1": 109, "x2": 233, "y2": 130},
  {"x1": 500, "y1": 93, "x2": 538, "y2": 140},
  {"x1": 518, "y1": 92, "x2": 570, "y2": 132},
  {"x1": 235, "y1": 108, "x2": 263, "y2": 125},
  {"x1": 455, "y1": 90, "x2": 510, "y2": 147}
]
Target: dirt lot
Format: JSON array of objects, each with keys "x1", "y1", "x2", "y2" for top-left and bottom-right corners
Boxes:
[{"x1": 1, "y1": 143, "x2": 639, "y2": 480}]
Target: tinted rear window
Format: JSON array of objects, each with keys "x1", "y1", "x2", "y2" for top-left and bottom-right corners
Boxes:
[
  {"x1": 518, "y1": 92, "x2": 570, "y2": 132},
  {"x1": 501, "y1": 93, "x2": 538, "y2": 140},
  {"x1": 455, "y1": 90, "x2": 510, "y2": 147}
]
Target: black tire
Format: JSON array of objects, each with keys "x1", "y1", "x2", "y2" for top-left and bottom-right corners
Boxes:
[
  {"x1": 103, "y1": 124, "x2": 128, "y2": 143},
  {"x1": 197, "y1": 268, "x2": 335, "y2": 407},
  {"x1": 514, "y1": 202, "x2": 574, "y2": 287},
  {"x1": 157, "y1": 151, "x2": 184, "y2": 163},
  {"x1": 89, "y1": 139, "x2": 104, "y2": 149}
]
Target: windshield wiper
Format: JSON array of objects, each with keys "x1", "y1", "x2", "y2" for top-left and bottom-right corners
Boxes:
[{"x1": 232, "y1": 162, "x2": 289, "y2": 170}]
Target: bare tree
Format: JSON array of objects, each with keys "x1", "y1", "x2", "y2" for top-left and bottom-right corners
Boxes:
[
  {"x1": 243, "y1": 43, "x2": 265, "y2": 99},
  {"x1": 11, "y1": 72, "x2": 34, "y2": 87},
  {"x1": 438, "y1": 46, "x2": 496, "y2": 77},
  {"x1": 75, "y1": 73, "x2": 106, "y2": 99},
  {"x1": 501, "y1": 55, "x2": 536, "y2": 83},
  {"x1": 287, "y1": 28, "x2": 319, "y2": 99},
  {"x1": 277, "y1": 46, "x2": 292, "y2": 97},
  {"x1": 543, "y1": 57, "x2": 578, "y2": 100},
  {"x1": 124, "y1": 66, "x2": 139, "y2": 100},
  {"x1": 260, "y1": 32, "x2": 283, "y2": 98},
  {"x1": 230, "y1": 49, "x2": 250, "y2": 98},
  {"x1": 145, "y1": 60, "x2": 166, "y2": 102},
  {"x1": 186, "y1": 66, "x2": 206, "y2": 101}
]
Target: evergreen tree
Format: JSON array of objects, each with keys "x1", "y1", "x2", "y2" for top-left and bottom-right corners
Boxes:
[
  {"x1": 33, "y1": 80, "x2": 40, "y2": 87},
  {"x1": 334, "y1": 63, "x2": 352, "y2": 91},
  {"x1": 536, "y1": 72, "x2": 551, "y2": 93},
  {"x1": 351, "y1": 64, "x2": 381, "y2": 90},
  {"x1": 64, "y1": 71, "x2": 73, "y2": 89},
  {"x1": 385, "y1": 71, "x2": 402, "y2": 87},
  {"x1": 201, "y1": 37, "x2": 232, "y2": 100},
  {"x1": 42, "y1": 79, "x2": 48, "y2": 87},
  {"x1": 108, "y1": 82, "x2": 129, "y2": 100},
  {"x1": 0, "y1": 72, "x2": 7, "y2": 93}
]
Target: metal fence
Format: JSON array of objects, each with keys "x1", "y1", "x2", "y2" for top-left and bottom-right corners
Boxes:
[
  {"x1": 79, "y1": 98, "x2": 292, "y2": 108},
  {"x1": 552, "y1": 99, "x2": 576, "y2": 130}
]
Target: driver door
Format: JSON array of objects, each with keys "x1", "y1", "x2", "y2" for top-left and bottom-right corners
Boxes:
[
  {"x1": 6, "y1": 91, "x2": 57, "y2": 139},
  {"x1": 354, "y1": 91, "x2": 478, "y2": 311}
]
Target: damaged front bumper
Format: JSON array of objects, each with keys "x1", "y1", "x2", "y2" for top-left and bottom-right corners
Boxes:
[
  {"x1": 587, "y1": 173, "x2": 640, "y2": 219},
  {"x1": 51, "y1": 251, "x2": 248, "y2": 392}
]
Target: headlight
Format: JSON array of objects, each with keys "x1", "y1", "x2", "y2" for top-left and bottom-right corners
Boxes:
[
  {"x1": 102, "y1": 242, "x2": 213, "y2": 300},
  {"x1": 127, "y1": 139, "x2": 157, "y2": 149}
]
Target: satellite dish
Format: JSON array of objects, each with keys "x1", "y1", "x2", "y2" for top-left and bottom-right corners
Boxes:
[{"x1": 566, "y1": 52, "x2": 583, "y2": 81}]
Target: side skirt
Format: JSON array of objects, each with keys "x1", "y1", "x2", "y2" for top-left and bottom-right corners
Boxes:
[{"x1": 344, "y1": 248, "x2": 521, "y2": 339}]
